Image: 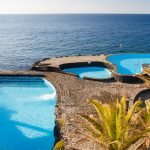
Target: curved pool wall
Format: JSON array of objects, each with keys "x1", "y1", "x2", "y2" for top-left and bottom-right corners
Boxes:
[
  {"x1": 134, "y1": 89, "x2": 150, "y2": 108},
  {"x1": 107, "y1": 54, "x2": 150, "y2": 75},
  {"x1": 0, "y1": 76, "x2": 57, "y2": 150},
  {"x1": 60, "y1": 62, "x2": 113, "y2": 80}
]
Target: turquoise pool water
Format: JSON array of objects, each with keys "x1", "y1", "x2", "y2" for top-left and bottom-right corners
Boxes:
[
  {"x1": 63, "y1": 67, "x2": 112, "y2": 79},
  {"x1": 0, "y1": 77, "x2": 57, "y2": 150},
  {"x1": 107, "y1": 54, "x2": 150, "y2": 75}
]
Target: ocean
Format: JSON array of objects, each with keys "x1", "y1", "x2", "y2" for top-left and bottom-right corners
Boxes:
[{"x1": 0, "y1": 14, "x2": 150, "y2": 70}]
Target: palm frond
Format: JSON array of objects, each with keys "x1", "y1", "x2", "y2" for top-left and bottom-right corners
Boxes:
[
  {"x1": 75, "y1": 97, "x2": 149, "y2": 150},
  {"x1": 136, "y1": 68, "x2": 150, "y2": 87},
  {"x1": 115, "y1": 97, "x2": 127, "y2": 140},
  {"x1": 76, "y1": 135, "x2": 108, "y2": 150},
  {"x1": 144, "y1": 69, "x2": 150, "y2": 75},
  {"x1": 126, "y1": 100, "x2": 142, "y2": 124},
  {"x1": 78, "y1": 114, "x2": 104, "y2": 135},
  {"x1": 88, "y1": 100, "x2": 112, "y2": 138}
]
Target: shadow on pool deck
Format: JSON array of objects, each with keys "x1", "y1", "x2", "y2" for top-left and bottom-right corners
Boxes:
[{"x1": 0, "y1": 107, "x2": 54, "y2": 150}]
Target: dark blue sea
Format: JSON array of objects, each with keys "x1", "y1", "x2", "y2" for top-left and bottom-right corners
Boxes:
[{"x1": 0, "y1": 14, "x2": 150, "y2": 70}]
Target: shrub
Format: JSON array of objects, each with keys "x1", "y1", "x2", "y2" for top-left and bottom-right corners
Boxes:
[
  {"x1": 53, "y1": 140, "x2": 64, "y2": 150},
  {"x1": 136, "y1": 69, "x2": 150, "y2": 88},
  {"x1": 76, "y1": 97, "x2": 149, "y2": 150}
]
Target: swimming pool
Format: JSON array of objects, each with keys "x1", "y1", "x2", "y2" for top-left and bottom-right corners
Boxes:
[
  {"x1": 107, "y1": 54, "x2": 150, "y2": 75},
  {"x1": 63, "y1": 67, "x2": 112, "y2": 79},
  {"x1": 0, "y1": 76, "x2": 57, "y2": 150}
]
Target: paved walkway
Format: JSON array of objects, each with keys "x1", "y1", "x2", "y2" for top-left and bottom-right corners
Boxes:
[
  {"x1": 45, "y1": 72, "x2": 145, "y2": 150},
  {"x1": 34, "y1": 55, "x2": 108, "y2": 68}
]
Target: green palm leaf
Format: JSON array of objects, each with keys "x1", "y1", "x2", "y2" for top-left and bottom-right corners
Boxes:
[{"x1": 76, "y1": 97, "x2": 149, "y2": 150}]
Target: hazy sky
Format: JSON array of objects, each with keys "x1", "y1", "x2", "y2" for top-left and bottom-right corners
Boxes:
[{"x1": 0, "y1": 0, "x2": 150, "y2": 14}]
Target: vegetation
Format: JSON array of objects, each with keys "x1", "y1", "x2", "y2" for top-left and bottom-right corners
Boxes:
[
  {"x1": 137, "y1": 100, "x2": 150, "y2": 149},
  {"x1": 56, "y1": 118, "x2": 65, "y2": 128},
  {"x1": 54, "y1": 118, "x2": 65, "y2": 150},
  {"x1": 53, "y1": 140, "x2": 64, "y2": 150},
  {"x1": 144, "y1": 100, "x2": 150, "y2": 148},
  {"x1": 76, "y1": 97, "x2": 150, "y2": 150},
  {"x1": 136, "y1": 69, "x2": 150, "y2": 88}
]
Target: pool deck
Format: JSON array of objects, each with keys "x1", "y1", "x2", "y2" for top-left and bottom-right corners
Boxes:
[
  {"x1": 0, "y1": 70, "x2": 44, "y2": 76},
  {"x1": 0, "y1": 70, "x2": 147, "y2": 150},
  {"x1": 32, "y1": 55, "x2": 110, "y2": 71},
  {"x1": 32, "y1": 54, "x2": 150, "y2": 83}
]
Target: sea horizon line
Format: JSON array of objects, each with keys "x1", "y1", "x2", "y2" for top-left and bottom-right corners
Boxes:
[{"x1": 0, "y1": 13, "x2": 150, "y2": 15}]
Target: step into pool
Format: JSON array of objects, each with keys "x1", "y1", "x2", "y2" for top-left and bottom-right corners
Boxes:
[
  {"x1": 0, "y1": 76, "x2": 57, "y2": 150},
  {"x1": 107, "y1": 54, "x2": 150, "y2": 75},
  {"x1": 63, "y1": 67, "x2": 112, "y2": 79}
]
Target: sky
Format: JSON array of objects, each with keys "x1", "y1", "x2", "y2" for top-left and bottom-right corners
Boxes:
[{"x1": 0, "y1": 0, "x2": 150, "y2": 14}]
